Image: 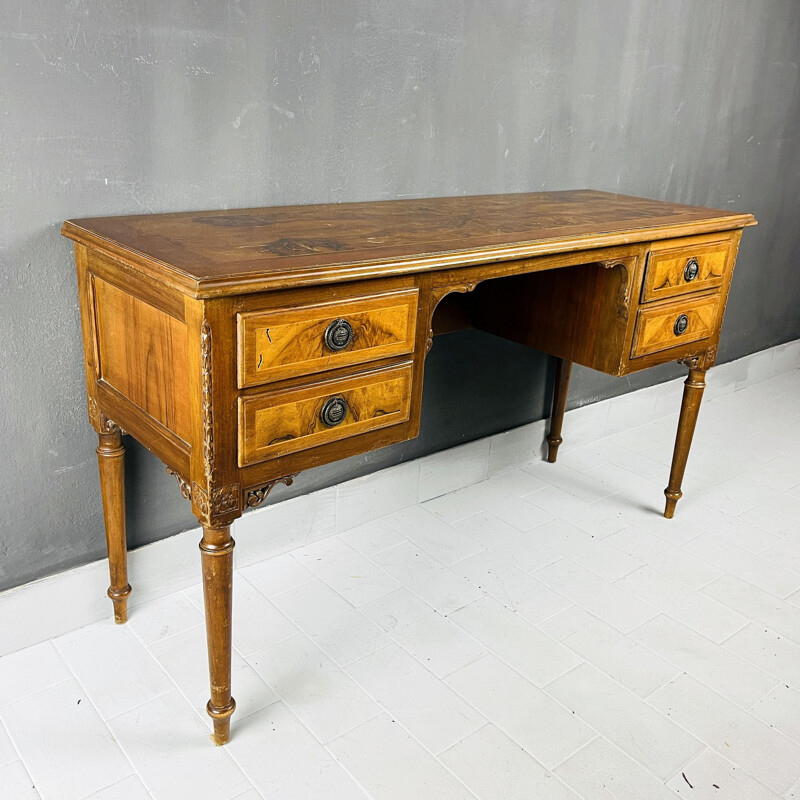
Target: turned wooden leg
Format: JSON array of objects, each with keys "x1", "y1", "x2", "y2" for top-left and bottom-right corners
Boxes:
[
  {"x1": 546, "y1": 358, "x2": 573, "y2": 463},
  {"x1": 664, "y1": 366, "x2": 707, "y2": 518},
  {"x1": 96, "y1": 426, "x2": 131, "y2": 624},
  {"x1": 200, "y1": 524, "x2": 236, "y2": 745}
]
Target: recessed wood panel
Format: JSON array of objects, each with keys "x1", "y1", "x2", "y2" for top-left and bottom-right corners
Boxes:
[
  {"x1": 631, "y1": 293, "x2": 721, "y2": 358},
  {"x1": 238, "y1": 363, "x2": 412, "y2": 466},
  {"x1": 94, "y1": 277, "x2": 191, "y2": 442},
  {"x1": 238, "y1": 290, "x2": 418, "y2": 388},
  {"x1": 642, "y1": 235, "x2": 732, "y2": 302}
]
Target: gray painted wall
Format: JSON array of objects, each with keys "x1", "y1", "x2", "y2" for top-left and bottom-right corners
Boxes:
[{"x1": 1, "y1": 1, "x2": 798, "y2": 592}]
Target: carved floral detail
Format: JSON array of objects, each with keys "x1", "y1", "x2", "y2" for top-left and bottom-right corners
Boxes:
[
  {"x1": 679, "y1": 345, "x2": 717, "y2": 371},
  {"x1": 166, "y1": 467, "x2": 192, "y2": 501},
  {"x1": 192, "y1": 482, "x2": 241, "y2": 521},
  {"x1": 245, "y1": 474, "x2": 298, "y2": 509},
  {"x1": 200, "y1": 320, "x2": 214, "y2": 479}
]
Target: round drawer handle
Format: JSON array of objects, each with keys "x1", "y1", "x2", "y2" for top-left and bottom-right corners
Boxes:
[
  {"x1": 674, "y1": 314, "x2": 689, "y2": 336},
  {"x1": 684, "y1": 258, "x2": 699, "y2": 282},
  {"x1": 324, "y1": 319, "x2": 354, "y2": 352},
  {"x1": 320, "y1": 396, "x2": 348, "y2": 427}
]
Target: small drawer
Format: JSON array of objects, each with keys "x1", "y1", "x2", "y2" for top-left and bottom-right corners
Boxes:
[
  {"x1": 238, "y1": 289, "x2": 418, "y2": 388},
  {"x1": 238, "y1": 363, "x2": 412, "y2": 466},
  {"x1": 641, "y1": 236, "x2": 731, "y2": 302},
  {"x1": 631, "y1": 293, "x2": 720, "y2": 358}
]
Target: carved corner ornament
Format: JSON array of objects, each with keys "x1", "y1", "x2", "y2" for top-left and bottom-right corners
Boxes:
[
  {"x1": 192, "y1": 482, "x2": 241, "y2": 527},
  {"x1": 245, "y1": 474, "x2": 298, "y2": 509},
  {"x1": 87, "y1": 396, "x2": 120, "y2": 435},
  {"x1": 597, "y1": 258, "x2": 632, "y2": 319},
  {"x1": 166, "y1": 467, "x2": 192, "y2": 501},
  {"x1": 426, "y1": 282, "x2": 479, "y2": 352},
  {"x1": 679, "y1": 345, "x2": 717, "y2": 371}
]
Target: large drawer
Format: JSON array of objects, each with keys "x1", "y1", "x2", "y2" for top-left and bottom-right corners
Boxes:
[
  {"x1": 631, "y1": 293, "x2": 721, "y2": 358},
  {"x1": 641, "y1": 236, "x2": 731, "y2": 302},
  {"x1": 238, "y1": 363, "x2": 413, "y2": 466},
  {"x1": 238, "y1": 289, "x2": 418, "y2": 387}
]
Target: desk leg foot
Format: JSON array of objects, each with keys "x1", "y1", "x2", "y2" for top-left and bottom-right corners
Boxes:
[
  {"x1": 96, "y1": 427, "x2": 131, "y2": 624},
  {"x1": 200, "y1": 524, "x2": 236, "y2": 745},
  {"x1": 664, "y1": 366, "x2": 706, "y2": 518},
  {"x1": 546, "y1": 359, "x2": 572, "y2": 463}
]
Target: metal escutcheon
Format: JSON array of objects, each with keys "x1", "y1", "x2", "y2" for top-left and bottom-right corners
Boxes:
[
  {"x1": 320, "y1": 396, "x2": 348, "y2": 427},
  {"x1": 674, "y1": 314, "x2": 689, "y2": 336},
  {"x1": 684, "y1": 258, "x2": 699, "y2": 282},
  {"x1": 324, "y1": 318, "x2": 354, "y2": 351}
]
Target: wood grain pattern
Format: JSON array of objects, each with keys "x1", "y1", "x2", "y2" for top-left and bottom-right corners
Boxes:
[
  {"x1": 641, "y1": 233, "x2": 731, "y2": 302},
  {"x1": 62, "y1": 191, "x2": 756, "y2": 297},
  {"x1": 238, "y1": 363, "x2": 412, "y2": 466},
  {"x1": 631, "y1": 293, "x2": 720, "y2": 358},
  {"x1": 238, "y1": 289, "x2": 417, "y2": 387},
  {"x1": 94, "y1": 277, "x2": 192, "y2": 442}
]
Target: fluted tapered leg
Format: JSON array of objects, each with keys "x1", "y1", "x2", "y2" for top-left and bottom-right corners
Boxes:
[
  {"x1": 200, "y1": 523, "x2": 236, "y2": 745},
  {"x1": 96, "y1": 426, "x2": 131, "y2": 624},
  {"x1": 664, "y1": 367, "x2": 707, "y2": 518},
  {"x1": 546, "y1": 358, "x2": 572, "y2": 463}
]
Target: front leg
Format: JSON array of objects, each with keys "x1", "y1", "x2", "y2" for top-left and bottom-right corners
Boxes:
[
  {"x1": 546, "y1": 358, "x2": 572, "y2": 463},
  {"x1": 96, "y1": 424, "x2": 131, "y2": 623},
  {"x1": 200, "y1": 523, "x2": 236, "y2": 745},
  {"x1": 664, "y1": 365, "x2": 707, "y2": 518}
]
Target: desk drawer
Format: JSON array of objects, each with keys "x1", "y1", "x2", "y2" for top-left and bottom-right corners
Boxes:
[
  {"x1": 642, "y1": 237, "x2": 731, "y2": 302},
  {"x1": 238, "y1": 289, "x2": 418, "y2": 387},
  {"x1": 631, "y1": 293, "x2": 720, "y2": 358},
  {"x1": 238, "y1": 363, "x2": 412, "y2": 466}
]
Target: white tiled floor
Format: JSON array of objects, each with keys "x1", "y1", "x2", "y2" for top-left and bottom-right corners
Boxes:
[{"x1": 2, "y1": 366, "x2": 800, "y2": 799}]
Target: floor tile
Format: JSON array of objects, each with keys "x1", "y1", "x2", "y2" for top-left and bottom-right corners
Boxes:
[
  {"x1": 0, "y1": 760, "x2": 40, "y2": 799},
  {"x1": 472, "y1": 482, "x2": 555, "y2": 531},
  {"x1": 445, "y1": 655, "x2": 595, "y2": 769},
  {"x1": 631, "y1": 615, "x2": 778, "y2": 708},
  {"x1": 760, "y1": 539, "x2": 800, "y2": 578},
  {"x1": 184, "y1": 574, "x2": 299, "y2": 657},
  {"x1": 328, "y1": 714, "x2": 477, "y2": 799},
  {"x1": 451, "y1": 548, "x2": 571, "y2": 622},
  {"x1": 750, "y1": 684, "x2": 800, "y2": 746},
  {"x1": 441, "y1": 723, "x2": 581, "y2": 800},
  {"x1": 2, "y1": 679, "x2": 132, "y2": 800},
  {"x1": 455, "y1": 511, "x2": 562, "y2": 573},
  {"x1": 346, "y1": 643, "x2": 486, "y2": 754},
  {"x1": 723, "y1": 623, "x2": 800, "y2": 686},
  {"x1": 126, "y1": 592, "x2": 204, "y2": 647},
  {"x1": 615, "y1": 565, "x2": 747, "y2": 642},
  {"x1": 247, "y1": 634, "x2": 381, "y2": 743},
  {"x1": 649, "y1": 674, "x2": 800, "y2": 794},
  {"x1": 666, "y1": 748, "x2": 782, "y2": 799},
  {"x1": 525, "y1": 484, "x2": 628, "y2": 539},
  {"x1": 533, "y1": 559, "x2": 658, "y2": 633},
  {"x1": 360, "y1": 588, "x2": 487, "y2": 677},
  {"x1": 108, "y1": 690, "x2": 250, "y2": 800},
  {"x1": 545, "y1": 663, "x2": 702, "y2": 780},
  {"x1": 555, "y1": 736, "x2": 681, "y2": 800},
  {"x1": 291, "y1": 536, "x2": 401, "y2": 605},
  {"x1": 0, "y1": 718, "x2": 19, "y2": 767},
  {"x1": 239, "y1": 552, "x2": 316, "y2": 597},
  {"x1": 82, "y1": 774, "x2": 152, "y2": 800},
  {"x1": 684, "y1": 505, "x2": 782, "y2": 553},
  {"x1": 370, "y1": 540, "x2": 483, "y2": 615},
  {"x1": 0, "y1": 641, "x2": 71, "y2": 706},
  {"x1": 339, "y1": 519, "x2": 407, "y2": 556},
  {"x1": 540, "y1": 606, "x2": 679, "y2": 697},
  {"x1": 149, "y1": 625, "x2": 277, "y2": 727},
  {"x1": 417, "y1": 438, "x2": 490, "y2": 502},
  {"x1": 226, "y1": 701, "x2": 369, "y2": 799},
  {"x1": 422, "y1": 484, "x2": 489, "y2": 524},
  {"x1": 538, "y1": 463, "x2": 618, "y2": 505},
  {"x1": 54, "y1": 621, "x2": 174, "y2": 720},
  {"x1": 738, "y1": 504, "x2": 800, "y2": 541},
  {"x1": 382, "y1": 504, "x2": 486, "y2": 565},
  {"x1": 448, "y1": 596, "x2": 580, "y2": 686}
]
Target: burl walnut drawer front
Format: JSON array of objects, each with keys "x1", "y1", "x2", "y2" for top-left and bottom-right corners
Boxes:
[
  {"x1": 238, "y1": 289, "x2": 418, "y2": 388},
  {"x1": 631, "y1": 293, "x2": 721, "y2": 358},
  {"x1": 641, "y1": 236, "x2": 732, "y2": 302},
  {"x1": 238, "y1": 363, "x2": 413, "y2": 466}
]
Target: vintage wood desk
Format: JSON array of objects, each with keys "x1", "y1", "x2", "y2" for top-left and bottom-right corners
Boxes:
[{"x1": 62, "y1": 191, "x2": 755, "y2": 744}]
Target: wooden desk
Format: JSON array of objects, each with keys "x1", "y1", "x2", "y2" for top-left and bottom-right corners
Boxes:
[{"x1": 62, "y1": 190, "x2": 755, "y2": 744}]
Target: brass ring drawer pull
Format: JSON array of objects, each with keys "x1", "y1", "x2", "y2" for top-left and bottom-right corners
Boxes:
[
  {"x1": 324, "y1": 318, "x2": 354, "y2": 351},
  {"x1": 320, "y1": 396, "x2": 348, "y2": 427},
  {"x1": 674, "y1": 314, "x2": 689, "y2": 336},
  {"x1": 684, "y1": 258, "x2": 699, "y2": 282}
]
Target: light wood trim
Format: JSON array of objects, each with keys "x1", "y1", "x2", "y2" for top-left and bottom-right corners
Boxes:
[
  {"x1": 642, "y1": 233, "x2": 733, "y2": 302},
  {"x1": 631, "y1": 293, "x2": 721, "y2": 358},
  {"x1": 238, "y1": 289, "x2": 418, "y2": 387},
  {"x1": 238, "y1": 362, "x2": 413, "y2": 466}
]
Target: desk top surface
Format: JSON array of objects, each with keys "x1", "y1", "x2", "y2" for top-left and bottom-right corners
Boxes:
[{"x1": 62, "y1": 190, "x2": 755, "y2": 297}]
